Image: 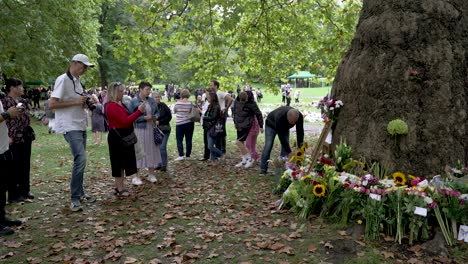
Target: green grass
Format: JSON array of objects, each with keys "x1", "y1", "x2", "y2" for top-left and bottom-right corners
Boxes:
[{"x1": 2, "y1": 114, "x2": 465, "y2": 263}]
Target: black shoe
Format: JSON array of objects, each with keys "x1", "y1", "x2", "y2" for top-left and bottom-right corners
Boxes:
[
  {"x1": 160, "y1": 167, "x2": 167, "y2": 172},
  {"x1": 22, "y1": 193, "x2": 35, "y2": 200},
  {"x1": 0, "y1": 225, "x2": 14, "y2": 236},
  {"x1": 155, "y1": 166, "x2": 162, "y2": 171},
  {"x1": 1, "y1": 217, "x2": 22, "y2": 227},
  {"x1": 8, "y1": 197, "x2": 24, "y2": 203}
]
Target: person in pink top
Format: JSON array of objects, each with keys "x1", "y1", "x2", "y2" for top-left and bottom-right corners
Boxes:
[{"x1": 105, "y1": 82, "x2": 145, "y2": 196}]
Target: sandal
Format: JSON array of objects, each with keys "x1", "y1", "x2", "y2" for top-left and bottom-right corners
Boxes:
[{"x1": 114, "y1": 188, "x2": 130, "y2": 197}]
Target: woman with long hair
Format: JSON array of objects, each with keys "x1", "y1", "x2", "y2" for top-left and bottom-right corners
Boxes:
[
  {"x1": 1, "y1": 78, "x2": 34, "y2": 202},
  {"x1": 153, "y1": 92, "x2": 172, "y2": 171},
  {"x1": 202, "y1": 90, "x2": 224, "y2": 163},
  {"x1": 105, "y1": 82, "x2": 145, "y2": 196}
]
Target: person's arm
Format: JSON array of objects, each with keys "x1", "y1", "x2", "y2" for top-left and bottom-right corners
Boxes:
[
  {"x1": 295, "y1": 114, "x2": 304, "y2": 148},
  {"x1": 106, "y1": 103, "x2": 143, "y2": 128},
  {"x1": 48, "y1": 78, "x2": 87, "y2": 110},
  {"x1": 0, "y1": 107, "x2": 21, "y2": 123},
  {"x1": 252, "y1": 103, "x2": 264, "y2": 129}
]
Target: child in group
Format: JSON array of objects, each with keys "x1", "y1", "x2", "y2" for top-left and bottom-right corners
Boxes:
[
  {"x1": 245, "y1": 91, "x2": 261, "y2": 163},
  {"x1": 232, "y1": 91, "x2": 264, "y2": 168}
]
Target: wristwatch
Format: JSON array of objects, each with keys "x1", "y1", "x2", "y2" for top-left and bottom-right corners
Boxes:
[{"x1": 1, "y1": 111, "x2": 11, "y2": 120}]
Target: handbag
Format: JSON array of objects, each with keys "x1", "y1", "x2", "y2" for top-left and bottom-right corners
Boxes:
[
  {"x1": 24, "y1": 125, "x2": 36, "y2": 142},
  {"x1": 187, "y1": 104, "x2": 201, "y2": 122},
  {"x1": 113, "y1": 128, "x2": 138, "y2": 147},
  {"x1": 153, "y1": 126, "x2": 165, "y2": 145}
]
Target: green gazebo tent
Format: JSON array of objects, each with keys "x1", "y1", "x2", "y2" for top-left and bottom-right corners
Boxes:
[{"x1": 286, "y1": 71, "x2": 316, "y2": 88}]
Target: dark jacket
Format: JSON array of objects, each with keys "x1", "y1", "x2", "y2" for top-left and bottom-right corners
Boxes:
[
  {"x1": 156, "y1": 102, "x2": 172, "y2": 132},
  {"x1": 232, "y1": 99, "x2": 263, "y2": 131},
  {"x1": 265, "y1": 106, "x2": 304, "y2": 151},
  {"x1": 202, "y1": 103, "x2": 221, "y2": 130}
]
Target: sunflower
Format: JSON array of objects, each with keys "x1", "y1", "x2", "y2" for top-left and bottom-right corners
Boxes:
[
  {"x1": 313, "y1": 184, "x2": 326, "y2": 197},
  {"x1": 392, "y1": 172, "x2": 407, "y2": 186}
]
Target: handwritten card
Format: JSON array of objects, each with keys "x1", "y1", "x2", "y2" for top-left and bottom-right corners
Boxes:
[
  {"x1": 369, "y1": 193, "x2": 381, "y2": 201},
  {"x1": 458, "y1": 225, "x2": 468, "y2": 242},
  {"x1": 414, "y1": 207, "x2": 427, "y2": 217}
]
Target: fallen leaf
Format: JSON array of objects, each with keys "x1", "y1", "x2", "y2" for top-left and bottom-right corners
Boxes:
[
  {"x1": 354, "y1": 240, "x2": 366, "y2": 246},
  {"x1": 124, "y1": 257, "x2": 138, "y2": 263},
  {"x1": 4, "y1": 241, "x2": 23, "y2": 248},
  {"x1": 357, "y1": 252, "x2": 365, "y2": 257},
  {"x1": 324, "y1": 242, "x2": 333, "y2": 249},
  {"x1": 149, "y1": 259, "x2": 162, "y2": 264},
  {"x1": 407, "y1": 257, "x2": 423, "y2": 264},
  {"x1": 269, "y1": 242, "x2": 285, "y2": 251},
  {"x1": 308, "y1": 245, "x2": 317, "y2": 253},
  {"x1": 381, "y1": 251, "x2": 394, "y2": 259},
  {"x1": 338, "y1": 230, "x2": 347, "y2": 236},
  {"x1": 279, "y1": 246, "x2": 294, "y2": 255}
]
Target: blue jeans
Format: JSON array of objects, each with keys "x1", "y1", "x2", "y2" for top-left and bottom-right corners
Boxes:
[
  {"x1": 64, "y1": 130, "x2": 87, "y2": 202},
  {"x1": 207, "y1": 135, "x2": 223, "y2": 161},
  {"x1": 260, "y1": 125, "x2": 290, "y2": 173},
  {"x1": 175, "y1": 122, "x2": 194, "y2": 157},
  {"x1": 158, "y1": 131, "x2": 171, "y2": 168}
]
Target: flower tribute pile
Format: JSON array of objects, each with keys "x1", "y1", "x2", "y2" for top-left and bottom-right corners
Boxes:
[{"x1": 274, "y1": 141, "x2": 468, "y2": 245}]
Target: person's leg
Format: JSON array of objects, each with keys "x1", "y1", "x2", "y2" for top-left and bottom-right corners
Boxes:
[
  {"x1": 6, "y1": 144, "x2": 21, "y2": 202},
  {"x1": 279, "y1": 130, "x2": 291, "y2": 158},
  {"x1": 208, "y1": 135, "x2": 223, "y2": 161},
  {"x1": 175, "y1": 125, "x2": 184, "y2": 157},
  {"x1": 202, "y1": 128, "x2": 210, "y2": 160},
  {"x1": 18, "y1": 141, "x2": 32, "y2": 198},
  {"x1": 185, "y1": 122, "x2": 195, "y2": 158},
  {"x1": 260, "y1": 126, "x2": 277, "y2": 173},
  {"x1": 64, "y1": 130, "x2": 87, "y2": 202},
  {"x1": 159, "y1": 131, "x2": 170, "y2": 169}
]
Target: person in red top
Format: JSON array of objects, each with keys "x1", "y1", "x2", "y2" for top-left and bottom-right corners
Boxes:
[{"x1": 105, "y1": 82, "x2": 145, "y2": 196}]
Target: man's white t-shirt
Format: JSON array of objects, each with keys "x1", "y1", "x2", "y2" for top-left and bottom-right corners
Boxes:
[
  {"x1": 216, "y1": 90, "x2": 227, "y2": 111},
  {"x1": 0, "y1": 101, "x2": 9, "y2": 155},
  {"x1": 51, "y1": 73, "x2": 87, "y2": 134}
]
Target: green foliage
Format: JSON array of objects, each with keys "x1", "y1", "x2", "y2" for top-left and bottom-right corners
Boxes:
[
  {"x1": 387, "y1": 119, "x2": 409, "y2": 136},
  {"x1": 0, "y1": 0, "x2": 101, "y2": 83},
  {"x1": 334, "y1": 138, "x2": 352, "y2": 171}
]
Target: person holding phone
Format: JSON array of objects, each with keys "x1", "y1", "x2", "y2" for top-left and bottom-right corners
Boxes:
[
  {"x1": 128, "y1": 81, "x2": 161, "y2": 184},
  {"x1": 1, "y1": 78, "x2": 35, "y2": 203}
]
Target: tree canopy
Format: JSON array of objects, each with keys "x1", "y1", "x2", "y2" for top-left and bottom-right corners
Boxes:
[{"x1": 0, "y1": 0, "x2": 361, "y2": 90}]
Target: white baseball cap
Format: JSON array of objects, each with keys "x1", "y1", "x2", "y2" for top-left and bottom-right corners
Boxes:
[{"x1": 72, "y1": 54, "x2": 94, "y2": 67}]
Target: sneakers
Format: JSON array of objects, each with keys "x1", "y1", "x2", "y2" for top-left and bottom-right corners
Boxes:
[
  {"x1": 185, "y1": 156, "x2": 192, "y2": 160},
  {"x1": 147, "y1": 175, "x2": 158, "y2": 183},
  {"x1": 174, "y1": 156, "x2": 184, "y2": 161},
  {"x1": 132, "y1": 177, "x2": 143, "y2": 186},
  {"x1": 244, "y1": 158, "x2": 254, "y2": 169},
  {"x1": 81, "y1": 194, "x2": 96, "y2": 203},
  {"x1": 0, "y1": 225, "x2": 14, "y2": 236},
  {"x1": 70, "y1": 200, "x2": 83, "y2": 212},
  {"x1": 1, "y1": 217, "x2": 22, "y2": 227},
  {"x1": 235, "y1": 160, "x2": 246, "y2": 168}
]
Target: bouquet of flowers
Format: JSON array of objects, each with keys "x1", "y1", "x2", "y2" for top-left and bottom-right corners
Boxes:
[{"x1": 317, "y1": 95, "x2": 343, "y2": 123}]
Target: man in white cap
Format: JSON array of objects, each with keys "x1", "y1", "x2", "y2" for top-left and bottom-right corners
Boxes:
[{"x1": 49, "y1": 54, "x2": 96, "y2": 212}]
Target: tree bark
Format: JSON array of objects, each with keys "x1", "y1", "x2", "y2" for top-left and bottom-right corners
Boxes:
[{"x1": 331, "y1": 0, "x2": 468, "y2": 176}]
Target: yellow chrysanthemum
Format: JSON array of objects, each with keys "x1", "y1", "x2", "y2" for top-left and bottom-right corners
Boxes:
[
  {"x1": 313, "y1": 184, "x2": 326, "y2": 197},
  {"x1": 392, "y1": 172, "x2": 407, "y2": 186}
]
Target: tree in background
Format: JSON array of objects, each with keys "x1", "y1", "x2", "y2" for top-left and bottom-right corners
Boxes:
[{"x1": 332, "y1": 0, "x2": 468, "y2": 175}]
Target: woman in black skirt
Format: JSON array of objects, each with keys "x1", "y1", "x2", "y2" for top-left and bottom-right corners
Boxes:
[{"x1": 105, "y1": 83, "x2": 145, "y2": 196}]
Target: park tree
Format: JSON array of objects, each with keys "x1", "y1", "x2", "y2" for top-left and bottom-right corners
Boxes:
[
  {"x1": 0, "y1": 0, "x2": 101, "y2": 85},
  {"x1": 331, "y1": 0, "x2": 468, "y2": 176},
  {"x1": 115, "y1": 0, "x2": 361, "y2": 90}
]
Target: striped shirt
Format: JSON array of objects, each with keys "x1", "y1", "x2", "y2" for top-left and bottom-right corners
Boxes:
[{"x1": 173, "y1": 100, "x2": 193, "y2": 125}]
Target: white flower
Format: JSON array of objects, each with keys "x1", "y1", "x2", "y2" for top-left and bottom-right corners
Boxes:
[
  {"x1": 424, "y1": 197, "x2": 433, "y2": 204},
  {"x1": 362, "y1": 180, "x2": 368, "y2": 186}
]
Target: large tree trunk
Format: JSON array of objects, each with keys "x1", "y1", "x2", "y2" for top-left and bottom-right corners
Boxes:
[{"x1": 331, "y1": 0, "x2": 468, "y2": 176}]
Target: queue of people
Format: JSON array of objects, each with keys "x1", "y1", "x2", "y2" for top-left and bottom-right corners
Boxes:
[{"x1": 0, "y1": 54, "x2": 305, "y2": 237}]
